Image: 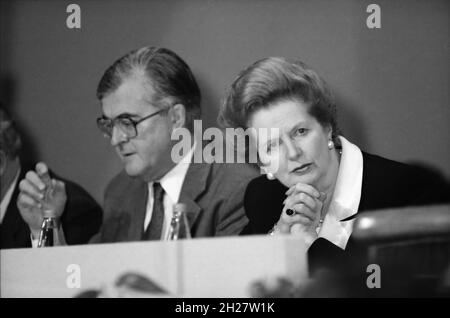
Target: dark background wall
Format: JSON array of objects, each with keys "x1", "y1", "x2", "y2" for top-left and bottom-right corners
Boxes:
[{"x1": 1, "y1": 0, "x2": 448, "y2": 204}]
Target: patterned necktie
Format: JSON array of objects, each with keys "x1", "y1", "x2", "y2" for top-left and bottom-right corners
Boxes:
[{"x1": 142, "y1": 182, "x2": 165, "y2": 240}]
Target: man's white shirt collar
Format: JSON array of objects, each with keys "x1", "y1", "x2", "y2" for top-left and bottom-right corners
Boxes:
[
  {"x1": 157, "y1": 143, "x2": 194, "y2": 204},
  {"x1": 144, "y1": 143, "x2": 195, "y2": 239}
]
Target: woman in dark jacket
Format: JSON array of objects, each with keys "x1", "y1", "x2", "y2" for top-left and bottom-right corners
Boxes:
[{"x1": 218, "y1": 57, "x2": 450, "y2": 292}]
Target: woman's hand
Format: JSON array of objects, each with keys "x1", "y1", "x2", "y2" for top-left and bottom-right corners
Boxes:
[{"x1": 273, "y1": 183, "x2": 326, "y2": 245}]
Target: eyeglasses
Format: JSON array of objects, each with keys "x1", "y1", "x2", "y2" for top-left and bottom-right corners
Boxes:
[{"x1": 96, "y1": 108, "x2": 166, "y2": 139}]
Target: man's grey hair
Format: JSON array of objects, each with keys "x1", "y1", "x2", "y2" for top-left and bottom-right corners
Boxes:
[{"x1": 96, "y1": 46, "x2": 201, "y2": 132}]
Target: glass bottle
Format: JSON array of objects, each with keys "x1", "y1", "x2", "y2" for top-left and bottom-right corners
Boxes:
[
  {"x1": 38, "y1": 213, "x2": 59, "y2": 247},
  {"x1": 37, "y1": 171, "x2": 58, "y2": 247},
  {"x1": 168, "y1": 203, "x2": 191, "y2": 240}
]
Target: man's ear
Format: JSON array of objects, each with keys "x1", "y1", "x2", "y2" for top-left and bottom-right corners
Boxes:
[
  {"x1": 0, "y1": 150, "x2": 7, "y2": 177},
  {"x1": 170, "y1": 104, "x2": 186, "y2": 130}
]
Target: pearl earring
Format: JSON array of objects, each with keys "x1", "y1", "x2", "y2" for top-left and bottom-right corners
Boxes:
[
  {"x1": 266, "y1": 172, "x2": 275, "y2": 180},
  {"x1": 327, "y1": 140, "x2": 334, "y2": 150}
]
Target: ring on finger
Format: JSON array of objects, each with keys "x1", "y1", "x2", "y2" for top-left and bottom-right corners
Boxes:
[{"x1": 286, "y1": 208, "x2": 295, "y2": 216}]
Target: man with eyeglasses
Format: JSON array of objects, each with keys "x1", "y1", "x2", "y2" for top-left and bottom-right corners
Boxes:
[{"x1": 17, "y1": 46, "x2": 258, "y2": 243}]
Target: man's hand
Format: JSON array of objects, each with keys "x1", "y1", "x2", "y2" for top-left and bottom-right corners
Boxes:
[{"x1": 17, "y1": 162, "x2": 67, "y2": 238}]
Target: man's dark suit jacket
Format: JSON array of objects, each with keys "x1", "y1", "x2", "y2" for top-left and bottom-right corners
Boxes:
[
  {"x1": 242, "y1": 152, "x2": 450, "y2": 282},
  {"x1": 0, "y1": 163, "x2": 103, "y2": 249},
  {"x1": 94, "y1": 162, "x2": 259, "y2": 243}
]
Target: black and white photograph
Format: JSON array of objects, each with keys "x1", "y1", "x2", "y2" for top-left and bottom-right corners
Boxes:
[{"x1": 0, "y1": 0, "x2": 449, "y2": 302}]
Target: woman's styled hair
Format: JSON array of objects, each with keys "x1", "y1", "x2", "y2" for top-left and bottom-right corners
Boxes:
[{"x1": 218, "y1": 57, "x2": 339, "y2": 144}]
